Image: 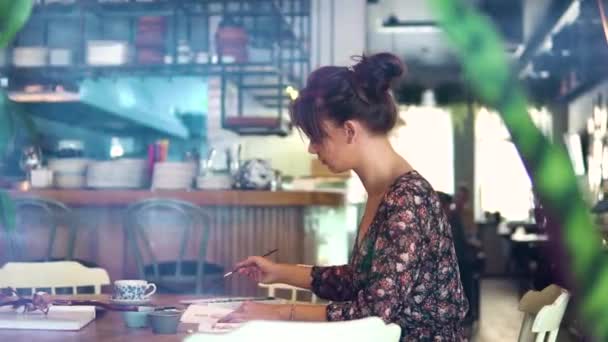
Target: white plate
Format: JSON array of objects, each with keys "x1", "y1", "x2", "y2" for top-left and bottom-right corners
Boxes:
[{"x1": 109, "y1": 298, "x2": 151, "y2": 305}]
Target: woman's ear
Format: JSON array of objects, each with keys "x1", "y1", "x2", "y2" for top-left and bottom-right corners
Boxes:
[{"x1": 343, "y1": 120, "x2": 357, "y2": 144}]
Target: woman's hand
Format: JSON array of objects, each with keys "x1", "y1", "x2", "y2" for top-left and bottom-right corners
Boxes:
[
  {"x1": 234, "y1": 256, "x2": 282, "y2": 284},
  {"x1": 217, "y1": 302, "x2": 287, "y2": 323}
]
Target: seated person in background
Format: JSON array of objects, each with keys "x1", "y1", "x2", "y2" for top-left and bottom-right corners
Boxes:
[
  {"x1": 438, "y1": 191, "x2": 474, "y2": 323},
  {"x1": 454, "y1": 185, "x2": 477, "y2": 238},
  {"x1": 219, "y1": 53, "x2": 468, "y2": 341},
  {"x1": 437, "y1": 192, "x2": 468, "y2": 269}
]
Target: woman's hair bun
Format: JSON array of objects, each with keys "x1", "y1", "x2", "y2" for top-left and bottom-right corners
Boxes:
[{"x1": 352, "y1": 52, "x2": 406, "y2": 102}]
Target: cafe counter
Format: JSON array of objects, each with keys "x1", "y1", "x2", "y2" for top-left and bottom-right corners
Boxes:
[
  {"x1": 9, "y1": 189, "x2": 358, "y2": 296},
  {"x1": 10, "y1": 189, "x2": 347, "y2": 207}
]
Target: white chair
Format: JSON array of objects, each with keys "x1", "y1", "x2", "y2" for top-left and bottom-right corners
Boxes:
[
  {"x1": 184, "y1": 316, "x2": 402, "y2": 342},
  {"x1": 517, "y1": 284, "x2": 570, "y2": 342},
  {"x1": 0, "y1": 261, "x2": 110, "y2": 295},
  {"x1": 258, "y1": 283, "x2": 319, "y2": 303}
]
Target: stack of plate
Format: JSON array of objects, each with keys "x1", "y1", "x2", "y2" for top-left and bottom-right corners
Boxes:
[
  {"x1": 13, "y1": 47, "x2": 48, "y2": 67},
  {"x1": 196, "y1": 174, "x2": 233, "y2": 190},
  {"x1": 87, "y1": 159, "x2": 147, "y2": 189},
  {"x1": 151, "y1": 162, "x2": 196, "y2": 190},
  {"x1": 48, "y1": 158, "x2": 89, "y2": 189},
  {"x1": 86, "y1": 40, "x2": 129, "y2": 66}
]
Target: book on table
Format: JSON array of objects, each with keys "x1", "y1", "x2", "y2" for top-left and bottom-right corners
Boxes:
[{"x1": 0, "y1": 306, "x2": 96, "y2": 331}]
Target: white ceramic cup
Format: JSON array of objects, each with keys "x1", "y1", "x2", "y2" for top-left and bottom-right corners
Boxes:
[{"x1": 112, "y1": 280, "x2": 157, "y2": 301}]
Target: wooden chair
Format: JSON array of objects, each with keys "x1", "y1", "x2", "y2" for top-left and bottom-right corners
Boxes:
[
  {"x1": 8, "y1": 197, "x2": 76, "y2": 262},
  {"x1": 184, "y1": 316, "x2": 402, "y2": 342},
  {"x1": 517, "y1": 284, "x2": 570, "y2": 342},
  {"x1": 0, "y1": 261, "x2": 110, "y2": 295},
  {"x1": 124, "y1": 198, "x2": 224, "y2": 294},
  {"x1": 258, "y1": 283, "x2": 319, "y2": 303}
]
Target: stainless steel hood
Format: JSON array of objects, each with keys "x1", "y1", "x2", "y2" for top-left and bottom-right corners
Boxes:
[{"x1": 10, "y1": 76, "x2": 209, "y2": 139}]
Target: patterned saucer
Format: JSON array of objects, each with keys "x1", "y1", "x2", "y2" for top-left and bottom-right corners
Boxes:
[{"x1": 109, "y1": 298, "x2": 151, "y2": 305}]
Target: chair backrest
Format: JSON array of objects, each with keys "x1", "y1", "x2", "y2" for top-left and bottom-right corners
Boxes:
[
  {"x1": 123, "y1": 198, "x2": 211, "y2": 293},
  {"x1": 258, "y1": 283, "x2": 319, "y2": 303},
  {"x1": 9, "y1": 197, "x2": 76, "y2": 262},
  {"x1": 518, "y1": 284, "x2": 570, "y2": 342},
  {"x1": 0, "y1": 261, "x2": 110, "y2": 295},
  {"x1": 184, "y1": 316, "x2": 402, "y2": 342}
]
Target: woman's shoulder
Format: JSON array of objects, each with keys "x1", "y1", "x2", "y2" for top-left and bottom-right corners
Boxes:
[{"x1": 385, "y1": 170, "x2": 437, "y2": 207}]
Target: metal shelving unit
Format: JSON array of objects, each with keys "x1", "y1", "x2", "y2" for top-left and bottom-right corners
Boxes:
[{"x1": 3, "y1": 0, "x2": 311, "y2": 136}]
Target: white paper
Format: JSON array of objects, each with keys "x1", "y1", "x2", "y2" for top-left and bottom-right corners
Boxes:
[
  {"x1": 0, "y1": 306, "x2": 96, "y2": 331},
  {"x1": 181, "y1": 304, "x2": 233, "y2": 324},
  {"x1": 180, "y1": 304, "x2": 243, "y2": 333},
  {"x1": 179, "y1": 297, "x2": 269, "y2": 305}
]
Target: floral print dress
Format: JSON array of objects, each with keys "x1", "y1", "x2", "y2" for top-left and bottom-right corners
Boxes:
[{"x1": 311, "y1": 171, "x2": 469, "y2": 341}]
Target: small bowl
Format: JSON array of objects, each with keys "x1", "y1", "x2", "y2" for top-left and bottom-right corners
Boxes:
[
  {"x1": 122, "y1": 307, "x2": 154, "y2": 329},
  {"x1": 149, "y1": 309, "x2": 183, "y2": 334}
]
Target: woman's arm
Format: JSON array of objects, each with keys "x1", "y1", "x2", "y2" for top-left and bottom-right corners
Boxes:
[
  {"x1": 274, "y1": 264, "x2": 314, "y2": 289},
  {"x1": 235, "y1": 257, "x2": 356, "y2": 301},
  {"x1": 219, "y1": 302, "x2": 329, "y2": 323}
]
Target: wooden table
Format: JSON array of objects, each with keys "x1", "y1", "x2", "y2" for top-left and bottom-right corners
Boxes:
[{"x1": 0, "y1": 295, "x2": 202, "y2": 341}]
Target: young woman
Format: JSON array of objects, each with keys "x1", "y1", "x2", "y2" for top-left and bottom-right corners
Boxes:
[{"x1": 220, "y1": 52, "x2": 469, "y2": 340}]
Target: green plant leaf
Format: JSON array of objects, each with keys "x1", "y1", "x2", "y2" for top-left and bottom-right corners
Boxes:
[
  {"x1": 0, "y1": 0, "x2": 33, "y2": 236},
  {"x1": 0, "y1": 190, "x2": 15, "y2": 232},
  {"x1": 0, "y1": 93, "x2": 14, "y2": 160},
  {"x1": 429, "y1": 0, "x2": 607, "y2": 338},
  {"x1": 0, "y1": 0, "x2": 34, "y2": 48}
]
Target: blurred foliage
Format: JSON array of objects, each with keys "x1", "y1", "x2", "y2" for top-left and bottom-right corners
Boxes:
[
  {"x1": 0, "y1": 0, "x2": 33, "y2": 233},
  {"x1": 429, "y1": 0, "x2": 606, "y2": 338}
]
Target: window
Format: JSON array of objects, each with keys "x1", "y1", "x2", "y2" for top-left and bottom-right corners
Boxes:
[
  {"x1": 475, "y1": 107, "x2": 552, "y2": 221},
  {"x1": 391, "y1": 106, "x2": 454, "y2": 194}
]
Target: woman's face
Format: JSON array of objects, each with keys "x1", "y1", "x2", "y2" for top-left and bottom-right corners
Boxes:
[{"x1": 307, "y1": 118, "x2": 357, "y2": 173}]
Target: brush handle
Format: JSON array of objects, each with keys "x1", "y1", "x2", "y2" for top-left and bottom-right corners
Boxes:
[{"x1": 223, "y1": 248, "x2": 279, "y2": 277}]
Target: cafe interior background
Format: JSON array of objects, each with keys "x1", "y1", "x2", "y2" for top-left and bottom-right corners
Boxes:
[{"x1": 1, "y1": 0, "x2": 608, "y2": 340}]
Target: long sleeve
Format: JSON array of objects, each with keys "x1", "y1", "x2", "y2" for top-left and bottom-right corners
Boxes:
[
  {"x1": 325, "y1": 206, "x2": 425, "y2": 323},
  {"x1": 310, "y1": 264, "x2": 356, "y2": 301},
  {"x1": 313, "y1": 172, "x2": 468, "y2": 340}
]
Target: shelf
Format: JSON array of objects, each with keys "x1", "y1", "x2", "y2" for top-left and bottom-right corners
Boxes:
[
  {"x1": 223, "y1": 116, "x2": 291, "y2": 136},
  {"x1": 31, "y1": 0, "x2": 310, "y2": 50},
  {"x1": 4, "y1": 62, "x2": 304, "y2": 80},
  {"x1": 8, "y1": 0, "x2": 311, "y2": 136},
  {"x1": 10, "y1": 188, "x2": 346, "y2": 207}
]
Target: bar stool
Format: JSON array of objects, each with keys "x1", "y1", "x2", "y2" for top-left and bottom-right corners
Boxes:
[{"x1": 124, "y1": 198, "x2": 224, "y2": 294}]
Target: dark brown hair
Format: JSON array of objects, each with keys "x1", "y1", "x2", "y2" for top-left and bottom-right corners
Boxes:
[{"x1": 290, "y1": 52, "x2": 405, "y2": 143}]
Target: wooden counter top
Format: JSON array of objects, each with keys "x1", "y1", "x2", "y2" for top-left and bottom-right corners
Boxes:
[{"x1": 9, "y1": 188, "x2": 347, "y2": 207}]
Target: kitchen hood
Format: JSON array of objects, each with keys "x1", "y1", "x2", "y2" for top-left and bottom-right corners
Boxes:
[{"x1": 10, "y1": 76, "x2": 209, "y2": 139}]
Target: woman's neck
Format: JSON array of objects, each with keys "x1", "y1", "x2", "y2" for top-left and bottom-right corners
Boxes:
[{"x1": 353, "y1": 138, "x2": 413, "y2": 197}]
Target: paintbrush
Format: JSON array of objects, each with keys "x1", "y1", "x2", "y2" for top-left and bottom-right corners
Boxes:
[{"x1": 223, "y1": 248, "x2": 278, "y2": 278}]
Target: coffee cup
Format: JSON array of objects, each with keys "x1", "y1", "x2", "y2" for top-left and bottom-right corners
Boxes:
[
  {"x1": 112, "y1": 280, "x2": 156, "y2": 301},
  {"x1": 122, "y1": 306, "x2": 154, "y2": 328},
  {"x1": 149, "y1": 309, "x2": 183, "y2": 334}
]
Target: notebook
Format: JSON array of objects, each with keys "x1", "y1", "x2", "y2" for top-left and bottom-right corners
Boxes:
[{"x1": 0, "y1": 306, "x2": 96, "y2": 331}]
